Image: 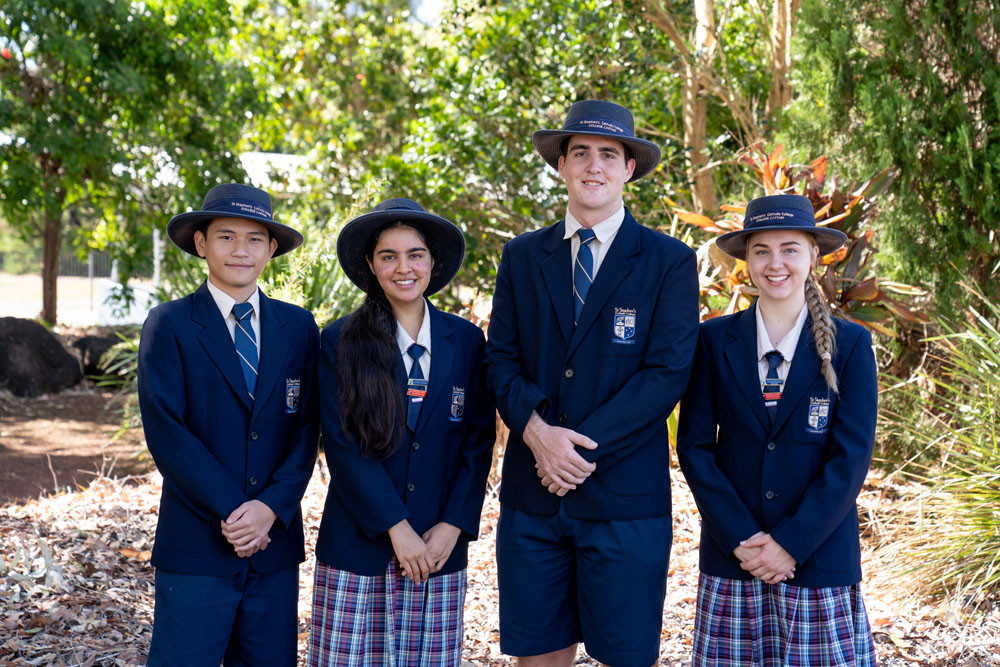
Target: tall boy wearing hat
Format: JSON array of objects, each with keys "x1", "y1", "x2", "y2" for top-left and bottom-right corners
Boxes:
[
  {"x1": 485, "y1": 100, "x2": 700, "y2": 666},
  {"x1": 138, "y1": 183, "x2": 319, "y2": 666}
]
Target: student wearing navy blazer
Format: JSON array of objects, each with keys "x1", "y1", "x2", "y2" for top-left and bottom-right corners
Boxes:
[
  {"x1": 138, "y1": 184, "x2": 319, "y2": 666},
  {"x1": 677, "y1": 194, "x2": 877, "y2": 666},
  {"x1": 485, "y1": 101, "x2": 700, "y2": 667},
  {"x1": 309, "y1": 199, "x2": 494, "y2": 667}
]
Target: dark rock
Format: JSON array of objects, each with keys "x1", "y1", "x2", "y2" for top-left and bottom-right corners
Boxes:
[
  {"x1": 71, "y1": 335, "x2": 119, "y2": 376},
  {"x1": 0, "y1": 317, "x2": 83, "y2": 397}
]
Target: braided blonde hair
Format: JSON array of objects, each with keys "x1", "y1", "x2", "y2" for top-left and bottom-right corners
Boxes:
[{"x1": 804, "y1": 273, "x2": 838, "y2": 393}]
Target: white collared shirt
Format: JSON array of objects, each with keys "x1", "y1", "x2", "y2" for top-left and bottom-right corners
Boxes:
[
  {"x1": 563, "y1": 204, "x2": 626, "y2": 279},
  {"x1": 206, "y1": 279, "x2": 261, "y2": 361},
  {"x1": 755, "y1": 303, "x2": 809, "y2": 385},
  {"x1": 396, "y1": 298, "x2": 432, "y2": 379}
]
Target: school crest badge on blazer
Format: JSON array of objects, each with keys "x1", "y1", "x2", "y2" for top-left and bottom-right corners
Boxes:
[
  {"x1": 807, "y1": 396, "x2": 830, "y2": 433},
  {"x1": 613, "y1": 307, "x2": 636, "y2": 344},
  {"x1": 285, "y1": 378, "x2": 301, "y2": 413},
  {"x1": 449, "y1": 386, "x2": 465, "y2": 422}
]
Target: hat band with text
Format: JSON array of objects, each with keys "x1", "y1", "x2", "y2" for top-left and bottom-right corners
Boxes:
[
  {"x1": 563, "y1": 117, "x2": 628, "y2": 135},
  {"x1": 744, "y1": 209, "x2": 814, "y2": 228},
  {"x1": 204, "y1": 197, "x2": 272, "y2": 221}
]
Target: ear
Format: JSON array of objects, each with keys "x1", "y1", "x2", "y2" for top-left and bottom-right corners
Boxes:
[
  {"x1": 624, "y1": 157, "x2": 636, "y2": 181},
  {"x1": 557, "y1": 154, "x2": 566, "y2": 179},
  {"x1": 268, "y1": 237, "x2": 278, "y2": 259},
  {"x1": 193, "y1": 230, "x2": 208, "y2": 258},
  {"x1": 367, "y1": 257, "x2": 376, "y2": 275}
]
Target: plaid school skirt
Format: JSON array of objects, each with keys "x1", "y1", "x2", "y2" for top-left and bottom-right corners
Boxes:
[
  {"x1": 693, "y1": 573, "x2": 876, "y2": 667},
  {"x1": 308, "y1": 558, "x2": 467, "y2": 667}
]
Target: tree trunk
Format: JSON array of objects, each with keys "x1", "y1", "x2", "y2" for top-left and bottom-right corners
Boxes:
[
  {"x1": 684, "y1": 0, "x2": 718, "y2": 213},
  {"x1": 40, "y1": 207, "x2": 62, "y2": 325},
  {"x1": 766, "y1": 0, "x2": 801, "y2": 118}
]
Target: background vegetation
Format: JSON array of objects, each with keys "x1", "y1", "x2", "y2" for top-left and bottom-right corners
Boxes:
[{"x1": 3, "y1": 0, "x2": 998, "y2": 603}]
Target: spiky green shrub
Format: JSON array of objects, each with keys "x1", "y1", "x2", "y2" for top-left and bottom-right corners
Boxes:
[{"x1": 879, "y1": 284, "x2": 1000, "y2": 600}]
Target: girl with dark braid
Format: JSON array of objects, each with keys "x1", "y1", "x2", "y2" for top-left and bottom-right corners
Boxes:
[
  {"x1": 309, "y1": 199, "x2": 495, "y2": 666},
  {"x1": 678, "y1": 194, "x2": 878, "y2": 666}
]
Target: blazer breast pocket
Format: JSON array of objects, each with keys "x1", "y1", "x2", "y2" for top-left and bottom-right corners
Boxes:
[{"x1": 603, "y1": 298, "x2": 650, "y2": 356}]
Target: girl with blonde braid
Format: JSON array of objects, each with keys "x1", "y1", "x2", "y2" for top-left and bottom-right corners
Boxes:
[{"x1": 678, "y1": 194, "x2": 878, "y2": 666}]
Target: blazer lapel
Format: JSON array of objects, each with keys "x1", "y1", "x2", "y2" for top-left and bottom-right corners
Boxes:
[
  {"x1": 193, "y1": 283, "x2": 252, "y2": 412},
  {"x1": 416, "y1": 304, "x2": 455, "y2": 433},
  {"x1": 723, "y1": 303, "x2": 770, "y2": 432},
  {"x1": 539, "y1": 222, "x2": 575, "y2": 345},
  {"x1": 567, "y1": 212, "x2": 638, "y2": 357},
  {"x1": 251, "y1": 291, "x2": 290, "y2": 420},
  {"x1": 771, "y1": 316, "x2": 821, "y2": 435}
]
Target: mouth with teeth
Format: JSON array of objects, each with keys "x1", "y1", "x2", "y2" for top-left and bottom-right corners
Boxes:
[
  {"x1": 394, "y1": 279, "x2": 417, "y2": 287},
  {"x1": 765, "y1": 274, "x2": 790, "y2": 286}
]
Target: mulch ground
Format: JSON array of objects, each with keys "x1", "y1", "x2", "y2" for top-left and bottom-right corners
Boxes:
[{"x1": 1, "y1": 391, "x2": 998, "y2": 666}]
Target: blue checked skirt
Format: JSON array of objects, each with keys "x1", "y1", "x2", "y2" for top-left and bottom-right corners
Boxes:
[
  {"x1": 308, "y1": 558, "x2": 467, "y2": 667},
  {"x1": 693, "y1": 573, "x2": 876, "y2": 667}
]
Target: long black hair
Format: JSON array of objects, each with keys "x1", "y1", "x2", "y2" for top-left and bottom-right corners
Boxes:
[{"x1": 336, "y1": 221, "x2": 439, "y2": 458}]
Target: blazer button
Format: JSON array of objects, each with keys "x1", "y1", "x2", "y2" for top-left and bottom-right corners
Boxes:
[
  {"x1": 765, "y1": 490, "x2": 775, "y2": 500},
  {"x1": 558, "y1": 413, "x2": 568, "y2": 424},
  {"x1": 249, "y1": 477, "x2": 258, "y2": 486},
  {"x1": 407, "y1": 483, "x2": 415, "y2": 492},
  {"x1": 766, "y1": 441, "x2": 776, "y2": 451},
  {"x1": 412, "y1": 442, "x2": 421, "y2": 451},
  {"x1": 564, "y1": 368, "x2": 574, "y2": 378},
  {"x1": 250, "y1": 432, "x2": 259, "y2": 441}
]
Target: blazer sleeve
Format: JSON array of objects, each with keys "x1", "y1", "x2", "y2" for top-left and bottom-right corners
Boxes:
[
  {"x1": 576, "y1": 246, "x2": 700, "y2": 469},
  {"x1": 486, "y1": 242, "x2": 551, "y2": 438},
  {"x1": 319, "y1": 323, "x2": 410, "y2": 539},
  {"x1": 438, "y1": 328, "x2": 495, "y2": 539},
  {"x1": 676, "y1": 327, "x2": 763, "y2": 553},
  {"x1": 255, "y1": 316, "x2": 320, "y2": 529},
  {"x1": 769, "y1": 327, "x2": 877, "y2": 565},
  {"x1": 137, "y1": 307, "x2": 247, "y2": 521}
]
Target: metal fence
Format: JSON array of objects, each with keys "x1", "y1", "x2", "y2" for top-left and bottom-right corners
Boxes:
[{"x1": 0, "y1": 249, "x2": 113, "y2": 278}]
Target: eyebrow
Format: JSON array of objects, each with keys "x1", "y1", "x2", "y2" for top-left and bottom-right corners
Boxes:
[
  {"x1": 213, "y1": 228, "x2": 267, "y2": 236},
  {"x1": 568, "y1": 142, "x2": 622, "y2": 156},
  {"x1": 376, "y1": 246, "x2": 427, "y2": 255},
  {"x1": 750, "y1": 240, "x2": 804, "y2": 249}
]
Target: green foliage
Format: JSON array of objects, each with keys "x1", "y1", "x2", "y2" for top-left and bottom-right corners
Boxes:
[
  {"x1": 879, "y1": 284, "x2": 1000, "y2": 600},
  {"x1": 787, "y1": 0, "x2": 1000, "y2": 315}
]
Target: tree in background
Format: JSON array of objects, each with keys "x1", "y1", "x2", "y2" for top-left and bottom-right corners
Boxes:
[
  {"x1": 787, "y1": 0, "x2": 1000, "y2": 314},
  {"x1": 0, "y1": 0, "x2": 260, "y2": 323}
]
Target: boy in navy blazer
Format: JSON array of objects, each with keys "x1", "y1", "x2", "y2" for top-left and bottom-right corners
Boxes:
[
  {"x1": 138, "y1": 183, "x2": 319, "y2": 666},
  {"x1": 485, "y1": 100, "x2": 700, "y2": 667}
]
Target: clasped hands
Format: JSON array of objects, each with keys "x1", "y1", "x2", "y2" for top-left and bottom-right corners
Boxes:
[
  {"x1": 221, "y1": 499, "x2": 277, "y2": 558},
  {"x1": 734, "y1": 531, "x2": 796, "y2": 584},
  {"x1": 524, "y1": 412, "x2": 598, "y2": 496},
  {"x1": 388, "y1": 520, "x2": 462, "y2": 584}
]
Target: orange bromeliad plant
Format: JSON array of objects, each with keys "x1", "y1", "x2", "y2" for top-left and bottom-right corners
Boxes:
[{"x1": 674, "y1": 144, "x2": 928, "y2": 335}]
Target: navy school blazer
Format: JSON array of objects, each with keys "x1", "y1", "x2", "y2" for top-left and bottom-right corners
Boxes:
[
  {"x1": 314, "y1": 303, "x2": 495, "y2": 577},
  {"x1": 485, "y1": 209, "x2": 700, "y2": 520},
  {"x1": 676, "y1": 303, "x2": 877, "y2": 588},
  {"x1": 137, "y1": 282, "x2": 319, "y2": 576}
]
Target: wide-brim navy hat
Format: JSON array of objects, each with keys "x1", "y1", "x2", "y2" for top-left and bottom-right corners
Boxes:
[
  {"x1": 532, "y1": 99, "x2": 662, "y2": 182},
  {"x1": 337, "y1": 198, "x2": 466, "y2": 297},
  {"x1": 716, "y1": 194, "x2": 849, "y2": 260},
  {"x1": 167, "y1": 183, "x2": 304, "y2": 258}
]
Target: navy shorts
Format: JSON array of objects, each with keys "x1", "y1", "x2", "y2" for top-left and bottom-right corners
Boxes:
[{"x1": 496, "y1": 503, "x2": 671, "y2": 667}]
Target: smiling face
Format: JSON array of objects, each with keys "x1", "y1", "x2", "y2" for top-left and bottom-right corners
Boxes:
[
  {"x1": 194, "y1": 217, "x2": 277, "y2": 302},
  {"x1": 557, "y1": 134, "x2": 636, "y2": 226},
  {"x1": 367, "y1": 224, "x2": 435, "y2": 312},
  {"x1": 746, "y1": 230, "x2": 819, "y2": 307}
]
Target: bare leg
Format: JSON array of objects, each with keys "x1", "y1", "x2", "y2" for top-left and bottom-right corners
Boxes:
[{"x1": 517, "y1": 644, "x2": 578, "y2": 667}]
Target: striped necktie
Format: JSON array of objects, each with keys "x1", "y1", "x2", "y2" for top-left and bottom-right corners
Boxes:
[
  {"x1": 232, "y1": 302, "x2": 258, "y2": 401},
  {"x1": 763, "y1": 350, "x2": 784, "y2": 422},
  {"x1": 574, "y1": 228, "x2": 596, "y2": 325},
  {"x1": 406, "y1": 344, "x2": 426, "y2": 432}
]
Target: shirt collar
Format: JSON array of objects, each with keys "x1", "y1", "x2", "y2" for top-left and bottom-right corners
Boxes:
[
  {"x1": 563, "y1": 204, "x2": 625, "y2": 245},
  {"x1": 395, "y1": 298, "x2": 432, "y2": 357},
  {"x1": 755, "y1": 302, "x2": 809, "y2": 362},
  {"x1": 206, "y1": 279, "x2": 260, "y2": 319}
]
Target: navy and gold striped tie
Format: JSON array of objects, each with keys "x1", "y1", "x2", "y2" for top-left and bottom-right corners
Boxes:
[
  {"x1": 232, "y1": 302, "x2": 258, "y2": 401},
  {"x1": 574, "y1": 228, "x2": 596, "y2": 325}
]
